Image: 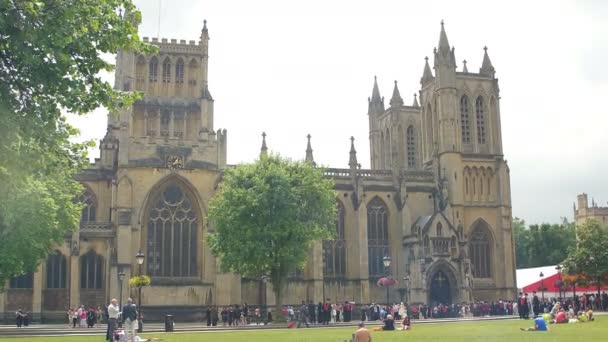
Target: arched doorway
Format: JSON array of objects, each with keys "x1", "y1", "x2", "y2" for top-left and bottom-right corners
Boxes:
[{"x1": 430, "y1": 271, "x2": 451, "y2": 305}]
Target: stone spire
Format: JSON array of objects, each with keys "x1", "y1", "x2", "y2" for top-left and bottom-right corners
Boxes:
[
  {"x1": 305, "y1": 134, "x2": 315, "y2": 164},
  {"x1": 348, "y1": 136, "x2": 358, "y2": 169},
  {"x1": 462, "y1": 59, "x2": 469, "y2": 73},
  {"x1": 438, "y1": 20, "x2": 450, "y2": 56},
  {"x1": 412, "y1": 93, "x2": 419, "y2": 107},
  {"x1": 260, "y1": 132, "x2": 268, "y2": 158},
  {"x1": 479, "y1": 46, "x2": 496, "y2": 78},
  {"x1": 434, "y1": 20, "x2": 456, "y2": 68},
  {"x1": 368, "y1": 76, "x2": 385, "y2": 115},
  {"x1": 200, "y1": 19, "x2": 209, "y2": 41},
  {"x1": 389, "y1": 81, "x2": 404, "y2": 108},
  {"x1": 421, "y1": 56, "x2": 434, "y2": 85}
]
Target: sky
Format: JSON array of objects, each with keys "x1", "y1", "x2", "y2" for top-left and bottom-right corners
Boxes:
[{"x1": 68, "y1": 0, "x2": 608, "y2": 225}]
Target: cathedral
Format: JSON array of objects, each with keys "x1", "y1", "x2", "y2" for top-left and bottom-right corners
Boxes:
[{"x1": 1, "y1": 20, "x2": 517, "y2": 321}]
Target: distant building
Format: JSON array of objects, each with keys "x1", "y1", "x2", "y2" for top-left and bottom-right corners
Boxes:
[{"x1": 574, "y1": 193, "x2": 608, "y2": 226}]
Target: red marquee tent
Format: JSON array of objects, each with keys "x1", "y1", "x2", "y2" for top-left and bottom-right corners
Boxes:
[{"x1": 522, "y1": 273, "x2": 607, "y2": 294}]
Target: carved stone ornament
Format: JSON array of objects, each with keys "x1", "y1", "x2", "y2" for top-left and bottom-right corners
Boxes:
[{"x1": 166, "y1": 155, "x2": 184, "y2": 169}]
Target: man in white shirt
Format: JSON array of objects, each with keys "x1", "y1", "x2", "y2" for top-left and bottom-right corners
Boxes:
[{"x1": 107, "y1": 299, "x2": 119, "y2": 342}]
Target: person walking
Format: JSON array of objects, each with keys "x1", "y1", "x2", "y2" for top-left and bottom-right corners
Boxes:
[
  {"x1": 122, "y1": 298, "x2": 138, "y2": 342},
  {"x1": 15, "y1": 307, "x2": 24, "y2": 328},
  {"x1": 106, "y1": 299, "x2": 119, "y2": 342},
  {"x1": 297, "y1": 301, "x2": 310, "y2": 328}
]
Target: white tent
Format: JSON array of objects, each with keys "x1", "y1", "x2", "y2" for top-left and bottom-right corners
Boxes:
[{"x1": 516, "y1": 265, "x2": 560, "y2": 298}]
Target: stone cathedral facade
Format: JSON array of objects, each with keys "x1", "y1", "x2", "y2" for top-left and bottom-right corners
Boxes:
[{"x1": 1, "y1": 21, "x2": 516, "y2": 321}]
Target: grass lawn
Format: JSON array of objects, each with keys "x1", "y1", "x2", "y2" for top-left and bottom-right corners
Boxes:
[{"x1": 0, "y1": 317, "x2": 605, "y2": 342}]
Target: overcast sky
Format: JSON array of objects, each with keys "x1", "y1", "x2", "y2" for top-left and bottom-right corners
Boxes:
[{"x1": 68, "y1": 0, "x2": 608, "y2": 225}]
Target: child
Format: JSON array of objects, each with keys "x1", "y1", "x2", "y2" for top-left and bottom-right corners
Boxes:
[{"x1": 520, "y1": 316, "x2": 548, "y2": 331}]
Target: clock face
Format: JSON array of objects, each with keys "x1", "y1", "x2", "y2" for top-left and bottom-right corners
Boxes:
[{"x1": 166, "y1": 155, "x2": 183, "y2": 169}]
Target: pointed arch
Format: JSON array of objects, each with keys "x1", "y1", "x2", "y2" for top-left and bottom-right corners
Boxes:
[
  {"x1": 323, "y1": 200, "x2": 346, "y2": 278},
  {"x1": 75, "y1": 187, "x2": 96, "y2": 225},
  {"x1": 143, "y1": 176, "x2": 202, "y2": 278},
  {"x1": 380, "y1": 130, "x2": 385, "y2": 169},
  {"x1": 175, "y1": 58, "x2": 185, "y2": 84},
  {"x1": 80, "y1": 250, "x2": 104, "y2": 289},
  {"x1": 384, "y1": 127, "x2": 391, "y2": 169},
  {"x1": 425, "y1": 103, "x2": 434, "y2": 158},
  {"x1": 46, "y1": 250, "x2": 67, "y2": 289},
  {"x1": 149, "y1": 56, "x2": 158, "y2": 82},
  {"x1": 406, "y1": 125, "x2": 416, "y2": 169},
  {"x1": 367, "y1": 196, "x2": 389, "y2": 277},
  {"x1": 475, "y1": 96, "x2": 486, "y2": 144},
  {"x1": 468, "y1": 219, "x2": 493, "y2": 278},
  {"x1": 460, "y1": 95, "x2": 471, "y2": 144},
  {"x1": 161, "y1": 57, "x2": 171, "y2": 83}
]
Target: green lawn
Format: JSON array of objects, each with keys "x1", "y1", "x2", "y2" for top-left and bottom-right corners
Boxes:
[{"x1": 0, "y1": 317, "x2": 605, "y2": 342}]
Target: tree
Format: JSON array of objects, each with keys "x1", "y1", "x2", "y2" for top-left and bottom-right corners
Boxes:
[
  {"x1": 513, "y1": 218, "x2": 576, "y2": 268},
  {"x1": 566, "y1": 220, "x2": 608, "y2": 297},
  {"x1": 0, "y1": 0, "x2": 153, "y2": 286},
  {"x1": 208, "y1": 155, "x2": 336, "y2": 317}
]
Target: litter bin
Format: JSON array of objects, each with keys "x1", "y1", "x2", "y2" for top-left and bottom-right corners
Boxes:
[{"x1": 164, "y1": 315, "x2": 174, "y2": 332}]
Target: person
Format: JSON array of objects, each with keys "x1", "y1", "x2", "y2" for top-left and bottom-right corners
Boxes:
[
  {"x1": 205, "y1": 306, "x2": 212, "y2": 326},
  {"x1": 586, "y1": 309, "x2": 594, "y2": 321},
  {"x1": 354, "y1": 321, "x2": 372, "y2": 342},
  {"x1": 344, "y1": 301, "x2": 352, "y2": 322},
  {"x1": 297, "y1": 301, "x2": 310, "y2": 328},
  {"x1": 554, "y1": 309, "x2": 567, "y2": 324},
  {"x1": 15, "y1": 307, "x2": 24, "y2": 328},
  {"x1": 122, "y1": 298, "x2": 138, "y2": 342},
  {"x1": 400, "y1": 315, "x2": 411, "y2": 331},
  {"x1": 531, "y1": 292, "x2": 539, "y2": 317},
  {"x1": 308, "y1": 301, "x2": 316, "y2": 324},
  {"x1": 382, "y1": 314, "x2": 395, "y2": 330},
  {"x1": 520, "y1": 316, "x2": 548, "y2": 331},
  {"x1": 87, "y1": 307, "x2": 97, "y2": 328},
  {"x1": 78, "y1": 305, "x2": 87, "y2": 327},
  {"x1": 107, "y1": 299, "x2": 119, "y2": 342}
]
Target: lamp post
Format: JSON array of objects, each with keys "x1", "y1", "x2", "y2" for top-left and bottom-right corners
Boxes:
[
  {"x1": 135, "y1": 251, "x2": 145, "y2": 333},
  {"x1": 539, "y1": 272, "x2": 545, "y2": 302},
  {"x1": 568, "y1": 257, "x2": 577, "y2": 299},
  {"x1": 118, "y1": 271, "x2": 125, "y2": 328},
  {"x1": 555, "y1": 265, "x2": 562, "y2": 301},
  {"x1": 383, "y1": 255, "x2": 392, "y2": 307},
  {"x1": 403, "y1": 275, "x2": 410, "y2": 304}
]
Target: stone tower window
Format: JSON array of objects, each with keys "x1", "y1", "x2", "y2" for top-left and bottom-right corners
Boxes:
[
  {"x1": 323, "y1": 201, "x2": 346, "y2": 278},
  {"x1": 149, "y1": 57, "x2": 158, "y2": 82},
  {"x1": 80, "y1": 250, "x2": 103, "y2": 289},
  {"x1": 469, "y1": 222, "x2": 492, "y2": 278},
  {"x1": 46, "y1": 251, "x2": 67, "y2": 289},
  {"x1": 10, "y1": 273, "x2": 33, "y2": 289},
  {"x1": 175, "y1": 59, "x2": 185, "y2": 84},
  {"x1": 407, "y1": 125, "x2": 416, "y2": 168},
  {"x1": 367, "y1": 197, "x2": 389, "y2": 277},
  {"x1": 146, "y1": 182, "x2": 199, "y2": 277},
  {"x1": 475, "y1": 96, "x2": 486, "y2": 144},
  {"x1": 460, "y1": 96, "x2": 471, "y2": 144},
  {"x1": 162, "y1": 57, "x2": 171, "y2": 83},
  {"x1": 76, "y1": 189, "x2": 96, "y2": 225}
]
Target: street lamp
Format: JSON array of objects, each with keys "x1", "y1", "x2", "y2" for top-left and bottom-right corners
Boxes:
[
  {"x1": 118, "y1": 271, "x2": 126, "y2": 328},
  {"x1": 135, "y1": 251, "x2": 145, "y2": 333},
  {"x1": 383, "y1": 255, "x2": 392, "y2": 307},
  {"x1": 555, "y1": 265, "x2": 562, "y2": 301},
  {"x1": 539, "y1": 272, "x2": 545, "y2": 302},
  {"x1": 568, "y1": 257, "x2": 577, "y2": 299}
]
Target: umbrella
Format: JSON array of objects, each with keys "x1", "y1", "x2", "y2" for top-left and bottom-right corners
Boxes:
[{"x1": 377, "y1": 276, "x2": 398, "y2": 287}]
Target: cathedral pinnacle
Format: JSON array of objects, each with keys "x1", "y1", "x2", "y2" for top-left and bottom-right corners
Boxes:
[
  {"x1": 260, "y1": 132, "x2": 268, "y2": 158},
  {"x1": 349, "y1": 136, "x2": 358, "y2": 169},
  {"x1": 421, "y1": 56, "x2": 434, "y2": 85},
  {"x1": 390, "y1": 80, "x2": 404, "y2": 108},
  {"x1": 305, "y1": 134, "x2": 315, "y2": 164},
  {"x1": 462, "y1": 59, "x2": 469, "y2": 73},
  {"x1": 438, "y1": 20, "x2": 451, "y2": 55},
  {"x1": 200, "y1": 19, "x2": 209, "y2": 41},
  {"x1": 368, "y1": 76, "x2": 385, "y2": 115},
  {"x1": 480, "y1": 46, "x2": 496, "y2": 78},
  {"x1": 412, "y1": 93, "x2": 419, "y2": 107}
]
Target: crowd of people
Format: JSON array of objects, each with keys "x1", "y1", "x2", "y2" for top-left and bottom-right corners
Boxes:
[{"x1": 67, "y1": 305, "x2": 103, "y2": 328}]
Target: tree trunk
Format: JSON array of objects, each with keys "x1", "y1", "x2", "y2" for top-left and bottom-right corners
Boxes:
[{"x1": 274, "y1": 283, "x2": 284, "y2": 323}]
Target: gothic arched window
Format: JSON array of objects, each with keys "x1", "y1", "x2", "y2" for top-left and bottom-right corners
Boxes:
[
  {"x1": 10, "y1": 273, "x2": 33, "y2": 289},
  {"x1": 76, "y1": 189, "x2": 96, "y2": 224},
  {"x1": 367, "y1": 197, "x2": 389, "y2": 277},
  {"x1": 407, "y1": 125, "x2": 416, "y2": 168},
  {"x1": 384, "y1": 128, "x2": 391, "y2": 169},
  {"x1": 175, "y1": 59, "x2": 185, "y2": 84},
  {"x1": 461, "y1": 96, "x2": 471, "y2": 144},
  {"x1": 149, "y1": 57, "x2": 158, "y2": 82},
  {"x1": 80, "y1": 251, "x2": 103, "y2": 289},
  {"x1": 146, "y1": 182, "x2": 199, "y2": 277},
  {"x1": 475, "y1": 96, "x2": 486, "y2": 144},
  {"x1": 162, "y1": 57, "x2": 171, "y2": 83},
  {"x1": 323, "y1": 202, "x2": 346, "y2": 278},
  {"x1": 469, "y1": 223, "x2": 492, "y2": 278},
  {"x1": 46, "y1": 251, "x2": 67, "y2": 289}
]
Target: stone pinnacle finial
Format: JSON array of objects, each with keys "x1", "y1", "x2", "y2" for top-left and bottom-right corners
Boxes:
[
  {"x1": 305, "y1": 134, "x2": 314, "y2": 164},
  {"x1": 349, "y1": 136, "x2": 358, "y2": 169},
  {"x1": 390, "y1": 80, "x2": 404, "y2": 108},
  {"x1": 480, "y1": 46, "x2": 496, "y2": 78},
  {"x1": 462, "y1": 59, "x2": 468, "y2": 73},
  {"x1": 413, "y1": 93, "x2": 419, "y2": 107},
  {"x1": 260, "y1": 132, "x2": 268, "y2": 158},
  {"x1": 203, "y1": 19, "x2": 208, "y2": 30}
]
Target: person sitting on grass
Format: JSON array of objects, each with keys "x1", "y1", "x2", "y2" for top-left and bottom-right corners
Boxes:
[
  {"x1": 353, "y1": 322, "x2": 372, "y2": 342},
  {"x1": 586, "y1": 309, "x2": 594, "y2": 322},
  {"x1": 554, "y1": 309, "x2": 567, "y2": 324},
  {"x1": 400, "y1": 315, "x2": 411, "y2": 331},
  {"x1": 520, "y1": 316, "x2": 548, "y2": 331},
  {"x1": 373, "y1": 314, "x2": 395, "y2": 331}
]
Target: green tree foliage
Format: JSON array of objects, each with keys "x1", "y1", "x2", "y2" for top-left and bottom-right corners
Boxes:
[
  {"x1": 0, "y1": 0, "x2": 153, "y2": 286},
  {"x1": 208, "y1": 156, "x2": 336, "y2": 314},
  {"x1": 566, "y1": 220, "x2": 608, "y2": 296},
  {"x1": 513, "y1": 217, "x2": 576, "y2": 268}
]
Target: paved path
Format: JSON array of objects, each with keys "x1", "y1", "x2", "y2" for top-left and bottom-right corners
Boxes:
[{"x1": 0, "y1": 316, "x2": 520, "y2": 337}]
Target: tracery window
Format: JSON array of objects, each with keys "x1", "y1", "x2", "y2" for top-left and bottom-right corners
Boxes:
[
  {"x1": 80, "y1": 251, "x2": 103, "y2": 289},
  {"x1": 146, "y1": 182, "x2": 199, "y2": 277},
  {"x1": 367, "y1": 197, "x2": 389, "y2": 277},
  {"x1": 162, "y1": 58, "x2": 171, "y2": 83},
  {"x1": 46, "y1": 251, "x2": 66, "y2": 289},
  {"x1": 406, "y1": 125, "x2": 416, "y2": 168},
  {"x1": 149, "y1": 57, "x2": 158, "y2": 82},
  {"x1": 175, "y1": 59, "x2": 185, "y2": 84},
  {"x1": 10, "y1": 273, "x2": 33, "y2": 289},
  {"x1": 469, "y1": 223, "x2": 492, "y2": 278},
  {"x1": 76, "y1": 189, "x2": 96, "y2": 224},
  {"x1": 461, "y1": 96, "x2": 471, "y2": 144},
  {"x1": 475, "y1": 96, "x2": 486, "y2": 144},
  {"x1": 323, "y1": 202, "x2": 346, "y2": 278}
]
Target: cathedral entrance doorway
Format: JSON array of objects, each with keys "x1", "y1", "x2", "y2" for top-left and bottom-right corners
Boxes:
[{"x1": 429, "y1": 271, "x2": 451, "y2": 305}]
